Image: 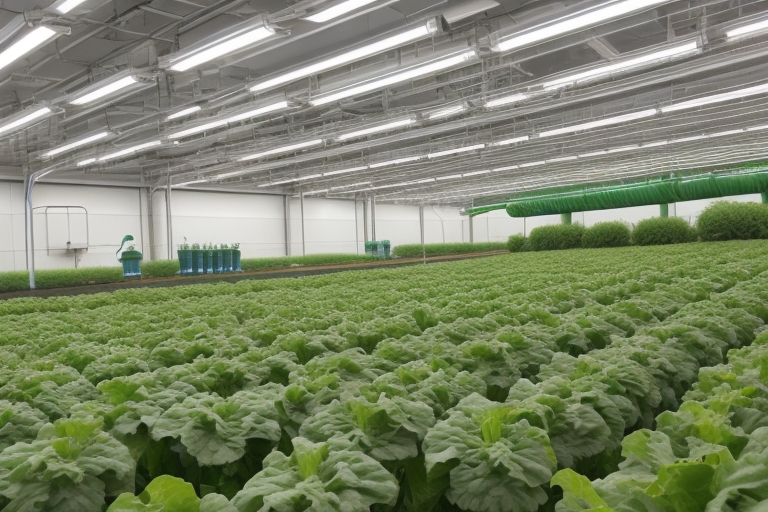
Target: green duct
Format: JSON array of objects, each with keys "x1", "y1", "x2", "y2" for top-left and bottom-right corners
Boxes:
[{"x1": 502, "y1": 169, "x2": 768, "y2": 218}]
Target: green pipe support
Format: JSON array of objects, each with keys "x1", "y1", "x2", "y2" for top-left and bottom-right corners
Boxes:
[
  {"x1": 561, "y1": 212, "x2": 572, "y2": 225},
  {"x1": 660, "y1": 204, "x2": 669, "y2": 218}
]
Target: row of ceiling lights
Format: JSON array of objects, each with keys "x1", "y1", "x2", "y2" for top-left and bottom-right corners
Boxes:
[{"x1": 3, "y1": 0, "x2": 768, "y2": 177}]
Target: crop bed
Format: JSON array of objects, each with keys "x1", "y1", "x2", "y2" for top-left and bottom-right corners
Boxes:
[{"x1": 1, "y1": 241, "x2": 767, "y2": 511}]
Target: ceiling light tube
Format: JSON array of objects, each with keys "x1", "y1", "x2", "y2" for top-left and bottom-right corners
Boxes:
[
  {"x1": 436, "y1": 174, "x2": 463, "y2": 180},
  {"x1": 0, "y1": 27, "x2": 61, "y2": 73},
  {"x1": 42, "y1": 131, "x2": 109, "y2": 158},
  {"x1": 310, "y1": 50, "x2": 477, "y2": 106},
  {"x1": 239, "y1": 139, "x2": 324, "y2": 162},
  {"x1": 162, "y1": 17, "x2": 277, "y2": 72},
  {"x1": 166, "y1": 106, "x2": 202, "y2": 121},
  {"x1": 427, "y1": 104, "x2": 467, "y2": 120},
  {"x1": 539, "y1": 108, "x2": 657, "y2": 138},
  {"x1": 543, "y1": 40, "x2": 700, "y2": 90},
  {"x1": 168, "y1": 101, "x2": 289, "y2": 139},
  {"x1": 332, "y1": 181, "x2": 371, "y2": 190},
  {"x1": 70, "y1": 76, "x2": 141, "y2": 105},
  {"x1": 77, "y1": 158, "x2": 96, "y2": 167},
  {"x1": 546, "y1": 156, "x2": 578, "y2": 163},
  {"x1": 660, "y1": 83, "x2": 768, "y2": 113},
  {"x1": 337, "y1": 118, "x2": 414, "y2": 141},
  {"x1": 306, "y1": 0, "x2": 382, "y2": 23},
  {"x1": 641, "y1": 140, "x2": 669, "y2": 148},
  {"x1": 463, "y1": 170, "x2": 491, "y2": 177},
  {"x1": 55, "y1": 0, "x2": 90, "y2": 13},
  {"x1": 0, "y1": 106, "x2": 52, "y2": 137},
  {"x1": 250, "y1": 20, "x2": 438, "y2": 93},
  {"x1": 369, "y1": 156, "x2": 422, "y2": 169},
  {"x1": 492, "y1": 165, "x2": 519, "y2": 172},
  {"x1": 174, "y1": 179, "x2": 209, "y2": 187},
  {"x1": 486, "y1": 93, "x2": 529, "y2": 108},
  {"x1": 519, "y1": 161, "x2": 545, "y2": 168},
  {"x1": 324, "y1": 165, "x2": 369, "y2": 176},
  {"x1": 96, "y1": 140, "x2": 162, "y2": 163},
  {"x1": 493, "y1": 0, "x2": 673, "y2": 53},
  {"x1": 492, "y1": 135, "x2": 529, "y2": 146},
  {"x1": 428, "y1": 144, "x2": 485, "y2": 159},
  {"x1": 727, "y1": 18, "x2": 768, "y2": 40}
]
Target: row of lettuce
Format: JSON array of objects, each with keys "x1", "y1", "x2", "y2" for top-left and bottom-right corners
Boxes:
[
  {"x1": 508, "y1": 200, "x2": 768, "y2": 252},
  {"x1": 1, "y1": 242, "x2": 767, "y2": 510}
]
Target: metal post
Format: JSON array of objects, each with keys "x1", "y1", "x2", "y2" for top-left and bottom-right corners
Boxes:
[
  {"x1": 354, "y1": 199, "x2": 360, "y2": 254},
  {"x1": 146, "y1": 188, "x2": 155, "y2": 261},
  {"x1": 300, "y1": 192, "x2": 306, "y2": 256},
  {"x1": 561, "y1": 212, "x2": 572, "y2": 225},
  {"x1": 419, "y1": 205, "x2": 426, "y2": 265},
  {"x1": 363, "y1": 197, "x2": 369, "y2": 243},
  {"x1": 165, "y1": 182, "x2": 173, "y2": 260},
  {"x1": 283, "y1": 195, "x2": 292, "y2": 256},
  {"x1": 370, "y1": 195, "x2": 377, "y2": 241},
  {"x1": 24, "y1": 173, "x2": 36, "y2": 290},
  {"x1": 469, "y1": 215, "x2": 474, "y2": 243},
  {"x1": 660, "y1": 204, "x2": 669, "y2": 218},
  {"x1": 762, "y1": 192, "x2": 768, "y2": 204}
]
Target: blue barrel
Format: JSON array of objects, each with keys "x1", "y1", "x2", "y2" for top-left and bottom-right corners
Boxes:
[{"x1": 120, "y1": 250, "x2": 143, "y2": 278}]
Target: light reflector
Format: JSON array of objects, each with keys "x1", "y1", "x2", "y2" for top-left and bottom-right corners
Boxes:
[
  {"x1": 91, "y1": 140, "x2": 162, "y2": 164},
  {"x1": 70, "y1": 76, "x2": 138, "y2": 105},
  {"x1": 486, "y1": 93, "x2": 529, "y2": 108},
  {"x1": 43, "y1": 131, "x2": 109, "y2": 158},
  {"x1": 727, "y1": 18, "x2": 768, "y2": 39},
  {"x1": 428, "y1": 104, "x2": 467, "y2": 120},
  {"x1": 56, "y1": 0, "x2": 89, "y2": 13},
  {"x1": 660, "y1": 83, "x2": 768, "y2": 113},
  {"x1": 539, "y1": 109, "x2": 657, "y2": 137},
  {"x1": 166, "y1": 106, "x2": 202, "y2": 121},
  {"x1": 167, "y1": 101, "x2": 289, "y2": 139},
  {"x1": 0, "y1": 107, "x2": 52, "y2": 137},
  {"x1": 0, "y1": 27, "x2": 58, "y2": 73},
  {"x1": 306, "y1": 0, "x2": 382, "y2": 23},
  {"x1": 238, "y1": 139, "x2": 324, "y2": 162}
]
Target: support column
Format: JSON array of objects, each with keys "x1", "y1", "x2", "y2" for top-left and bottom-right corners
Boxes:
[
  {"x1": 469, "y1": 215, "x2": 474, "y2": 243},
  {"x1": 300, "y1": 192, "x2": 306, "y2": 256},
  {"x1": 363, "y1": 197, "x2": 369, "y2": 243},
  {"x1": 561, "y1": 212, "x2": 572, "y2": 225},
  {"x1": 354, "y1": 200, "x2": 360, "y2": 254},
  {"x1": 762, "y1": 192, "x2": 768, "y2": 204},
  {"x1": 419, "y1": 205, "x2": 426, "y2": 264},
  {"x1": 165, "y1": 183, "x2": 173, "y2": 260},
  {"x1": 370, "y1": 196, "x2": 377, "y2": 241},
  {"x1": 146, "y1": 188, "x2": 155, "y2": 261},
  {"x1": 24, "y1": 173, "x2": 36, "y2": 290},
  {"x1": 283, "y1": 195, "x2": 292, "y2": 256},
  {"x1": 660, "y1": 204, "x2": 669, "y2": 218}
]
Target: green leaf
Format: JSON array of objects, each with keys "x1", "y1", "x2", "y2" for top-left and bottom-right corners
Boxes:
[
  {"x1": 551, "y1": 469, "x2": 614, "y2": 511},
  {"x1": 108, "y1": 475, "x2": 201, "y2": 512}
]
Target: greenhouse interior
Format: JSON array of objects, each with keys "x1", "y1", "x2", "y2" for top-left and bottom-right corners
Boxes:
[{"x1": 1, "y1": 0, "x2": 768, "y2": 510}]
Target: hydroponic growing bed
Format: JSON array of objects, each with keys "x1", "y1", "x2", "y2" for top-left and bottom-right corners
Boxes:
[{"x1": 1, "y1": 241, "x2": 767, "y2": 511}]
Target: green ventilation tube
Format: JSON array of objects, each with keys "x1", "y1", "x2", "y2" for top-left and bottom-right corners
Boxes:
[{"x1": 503, "y1": 169, "x2": 768, "y2": 218}]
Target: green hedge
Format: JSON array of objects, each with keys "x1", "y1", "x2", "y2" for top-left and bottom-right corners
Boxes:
[
  {"x1": 582, "y1": 222, "x2": 632, "y2": 248},
  {"x1": 141, "y1": 260, "x2": 180, "y2": 278},
  {"x1": 528, "y1": 224, "x2": 586, "y2": 251},
  {"x1": 632, "y1": 217, "x2": 697, "y2": 246},
  {"x1": 0, "y1": 267, "x2": 125, "y2": 294},
  {"x1": 506, "y1": 235, "x2": 529, "y2": 253},
  {"x1": 697, "y1": 201, "x2": 768, "y2": 241},
  {"x1": 240, "y1": 254, "x2": 374, "y2": 271},
  {"x1": 391, "y1": 242, "x2": 507, "y2": 258}
]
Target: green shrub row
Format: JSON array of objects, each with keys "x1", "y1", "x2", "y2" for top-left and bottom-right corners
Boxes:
[
  {"x1": 508, "y1": 200, "x2": 768, "y2": 252},
  {"x1": 391, "y1": 242, "x2": 507, "y2": 258}
]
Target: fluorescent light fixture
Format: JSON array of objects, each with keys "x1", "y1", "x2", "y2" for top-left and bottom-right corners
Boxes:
[
  {"x1": 546, "y1": 156, "x2": 578, "y2": 163},
  {"x1": 337, "y1": 118, "x2": 414, "y2": 141},
  {"x1": 297, "y1": 173, "x2": 323, "y2": 180},
  {"x1": 519, "y1": 161, "x2": 545, "y2": 168},
  {"x1": 428, "y1": 104, "x2": 467, "y2": 120},
  {"x1": 492, "y1": 165, "x2": 519, "y2": 172},
  {"x1": 42, "y1": 131, "x2": 109, "y2": 158},
  {"x1": 56, "y1": 0, "x2": 89, "y2": 12},
  {"x1": 168, "y1": 101, "x2": 289, "y2": 139},
  {"x1": 166, "y1": 106, "x2": 202, "y2": 121},
  {"x1": 369, "y1": 156, "x2": 422, "y2": 169},
  {"x1": 428, "y1": 144, "x2": 485, "y2": 159},
  {"x1": 727, "y1": 18, "x2": 768, "y2": 39},
  {"x1": 543, "y1": 40, "x2": 700, "y2": 90},
  {"x1": 747, "y1": 124, "x2": 768, "y2": 132},
  {"x1": 0, "y1": 27, "x2": 59, "y2": 73},
  {"x1": 96, "y1": 140, "x2": 162, "y2": 163},
  {"x1": 605, "y1": 144, "x2": 639, "y2": 153},
  {"x1": 539, "y1": 109, "x2": 657, "y2": 137},
  {"x1": 486, "y1": 93, "x2": 529, "y2": 108},
  {"x1": 168, "y1": 25, "x2": 274, "y2": 72},
  {"x1": 306, "y1": 0, "x2": 381, "y2": 23},
  {"x1": 239, "y1": 139, "x2": 324, "y2": 162},
  {"x1": 660, "y1": 83, "x2": 768, "y2": 113},
  {"x1": 436, "y1": 174, "x2": 463, "y2": 180},
  {"x1": 493, "y1": 0, "x2": 673, "y2": 53},
  {"x1": 578, "y1": 150, "x2": 607, "y2": 158},
  {"x1": 331, "y1": 181, "x2": 371, "y2": 190},
  {"x1": 492, "y1": 135, "x2": 529, "y2": 146},
  {"x1": 310, "y1": 50, "x2": 477, "y2": 106},
  {"x1": 324, "y1": 166, "x2": 369, "y2": 176},
  {"x1": 250, "y1": 22, "x2": 437, "y2": 93},
  {"x1": 417, "y1": 178, "x2": 435, "y2": 184},
  {"x1": 672, "y1": 134, "x2": 709, "y2": 144},
  {"x1": 641, "y1": 140, "x2": 669, "y2": 148},
  {"x1": 463, "y1": 170, "x2": 491, "y2": 177},
  {"x1": 0, "y1": 107, "x2": 52, "y2": 137},
  {"x1": 174, "y1": 179, "x2": 209, "y2": 187},
  {"x1": 77, "y1": 158, "x2": 96, "y2": 167},
  {"x1": 70, "y1": 76, "x2": 138, "y2": 105}
]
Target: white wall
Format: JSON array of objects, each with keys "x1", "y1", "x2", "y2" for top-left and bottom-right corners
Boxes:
[{"x1": 1, "y1": 180, "x2": 765, "y2": 272}]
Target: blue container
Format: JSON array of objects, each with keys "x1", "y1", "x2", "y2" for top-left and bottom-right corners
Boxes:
[
  {"x1": 177, "y1": 250, "x2": 193, "y2": 276},
  {"x1": 212, "y1": 250, "x2": 223, "y2": 274},
  {"x1": 233, "y1": 250, "x2": 241, "y2": 272},
  {"x1": 223, "y1": 250, "x2": 233, "y2": 272},
  {"x1": 202, "y1": 250, "x2": 214, "y2": 274},
  {"x1": 119, "y1": 250, "x2": 143, "y2": 278}
]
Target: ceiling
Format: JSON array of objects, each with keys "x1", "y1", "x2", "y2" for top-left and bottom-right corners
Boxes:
[{"x1": 1, "y1": 0, "x2": 768, "y2": 209}]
